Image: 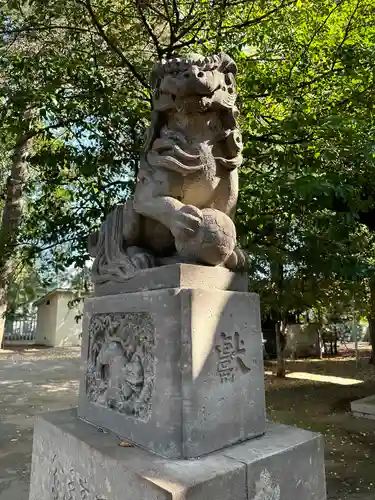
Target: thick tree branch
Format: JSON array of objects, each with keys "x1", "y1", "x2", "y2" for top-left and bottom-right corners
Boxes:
[
  {"x1": 247, "y1": 133, "x2": 314, "y2": 144},
  {"x1": 222, "y1": 0, "x2": 297, "y2": 32},
  {"x1": 288, "y1": 0, "x2": 344, "y2": 79},
  {"x1": 215, "y1": 0, "x2": 228, "y2": 52},
  {"x1": 79, "y1": 0, "x2": 149, "y2": 89},
  {"x1": 243, "y1": 67, "x2": 343, "y2": 99},
  {"x1": 172, "y1": 0, "x2": 180, "y2": 27},
  {"x1": 331, "y1": 0, "x2": 361, "y2": 71},
  {"x1": 169, "y1": 16, "x2": 204, "y2": 45},
  {"x1": 2, "y1": 24, "x2": 94, "y2": 35},
  {"x1": 164, "y1": 17, "x2": 206, "y2": 56},
  {"x1": 135, "y1": 1, "x2": 164, "y2": 59},
  {"x1": 102, "y1": 6, "x2": 129, "y2": 27},
  {"x1": 146, "y1": 4, "x2": 170, "y2": 22},
  {"x1": 168, "y1": 26, "x2": 206, "y2": 54}
]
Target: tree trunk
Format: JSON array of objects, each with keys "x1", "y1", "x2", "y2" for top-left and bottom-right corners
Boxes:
[
  {"x1": 316, "y1": 308, "x2": 323, "y2": 359},
  {"x1": 0, "y1": 293, "x2": 6, "y2": 348},
  {"x1": 368, "y1": 279, "x2": 375, "y2": 364},
  {"x1": 0, "y1": 116, "x2": 33, "y2": 349},
  {"x1": 270, "y1": 253, "x2": 286, "y2": 377},
  {"x1": 275, "y1": 319, "x2": 287, "y2": 377},
  {"x1": 317, "y1": 328, "x2": 323, "y2": 359}
]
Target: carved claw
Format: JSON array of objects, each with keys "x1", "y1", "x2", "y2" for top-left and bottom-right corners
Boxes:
[
  {"x1": 126, "y1": 246, "x2": 156, "y2": 270},
  {"x1": 171, "y1": 205, "x2": 203, "y2": 237},
  {"x1": 225, "y1": 247, "x2": 248, "y2": 272}
]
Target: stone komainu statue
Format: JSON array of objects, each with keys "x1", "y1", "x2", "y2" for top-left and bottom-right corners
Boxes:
[{"x1": 89, "y1": 53, "x2": 247, "y2": 284}]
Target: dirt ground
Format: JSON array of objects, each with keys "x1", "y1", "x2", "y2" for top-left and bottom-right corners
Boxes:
[
  {"x1": 0, "y1": 347, "x2": 81, "y2": 500},
  {"x1": 0, "y1": 344, "x2": 374, "y2": 500},
  {"x1": 265, "y1": 345, "x2": 375, "y2": 500}
]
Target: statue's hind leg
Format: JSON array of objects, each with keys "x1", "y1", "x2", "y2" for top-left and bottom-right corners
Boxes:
[{"x1": 88, "y1": 201, "x2": 157, "y2": 284}]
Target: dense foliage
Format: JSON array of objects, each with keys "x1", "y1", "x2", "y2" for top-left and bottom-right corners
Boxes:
[{"x1": 1, "y1": 0, "x2": 375, "y2": 354}]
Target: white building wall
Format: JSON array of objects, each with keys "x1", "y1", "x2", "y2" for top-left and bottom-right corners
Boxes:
[
  {"x1": 285, "y1": 323, "x2": 320, "y2": 358},
  {"x1": 35, "y1": 290, "x2": 83, "y2": 347},
  {"x1": 54, "y1": 293, "x2": 82, "y2": 347},
  {"x1": 35, "y1": 295, "x2": 58, "y2": 346}
]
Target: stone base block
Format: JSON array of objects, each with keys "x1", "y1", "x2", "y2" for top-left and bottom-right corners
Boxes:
[
  {"x1": 29, "y1": 409, "x2": 327, "y2": 500},
  {"x1": 351, "y1": 395, "x2": 375, "y2": 420},
  {"x1": 94, "y1": 263, "x2": 248, "y2": 296},
  {"x1": 78, "y1": 286, "x2": 266, "y2": 459}
]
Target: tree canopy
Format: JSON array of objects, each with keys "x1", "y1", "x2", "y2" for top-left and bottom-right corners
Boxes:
[{"x1": 1, "y1": 0, "x2": 375, "y2": 340}]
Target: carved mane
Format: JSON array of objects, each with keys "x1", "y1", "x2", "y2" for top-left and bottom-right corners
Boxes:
[{"x1": 143, "y1": 53, "x2": 243, "y2": 172}]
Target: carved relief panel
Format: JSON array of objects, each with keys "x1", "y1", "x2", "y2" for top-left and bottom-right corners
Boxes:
[
  {"x1": 50, "y1": 455, "x2": 107, "y2": 500},
  {"x1": 85, "y1": 312, "x2": 154, "y2": 421}
]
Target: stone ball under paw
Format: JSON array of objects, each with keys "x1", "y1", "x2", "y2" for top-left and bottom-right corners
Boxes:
[{"x1": 175, "y1": 208, "x2": 236, "y2": 266}]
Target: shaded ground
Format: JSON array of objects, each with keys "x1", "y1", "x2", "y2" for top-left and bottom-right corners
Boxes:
[
  {"x1": 265, "y1": 348, "x2": 375, "y2": 500},
  {"x1": 0, "y1": 346, "x2": 81, "y2": 499},
  {"x1": 0, "y1": 345, "x2": 374, "y2": 499}
]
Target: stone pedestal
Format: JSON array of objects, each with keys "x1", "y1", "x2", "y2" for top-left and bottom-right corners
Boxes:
[
  {"x1": 28, "y1": 264, "x2": 327, "y2": 499},
  {"x1": 29, "y1": 409, "x2": 326, "y2": 500},
  {"x1": 351, "y1": 395, "x2": 375, "y2": 420},
  {"x1": 94, "y1": 263, "x2": 249, "y2": 296},
  {"x1": 78, "y1": 265, "x2": 266, "y2": 459}
]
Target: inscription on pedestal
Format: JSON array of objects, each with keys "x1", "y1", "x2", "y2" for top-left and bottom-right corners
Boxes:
[
  {"x1": 50, "y1": 455, "x2": 106, "y2": 500},
  {"x1": 85, "y1": 312, "x2": 154, "y2": 421},
  {"x1": 215, "y1": 332, "x2": 251, "y2": 383}
]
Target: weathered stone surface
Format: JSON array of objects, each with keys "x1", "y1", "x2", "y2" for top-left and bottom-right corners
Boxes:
[
  {"x1": 223, "y1": 421, "x2": 327, "y2": 500},
  {"x1": 351, "y1": 395, "x2": 375, "y2": 420},
  {"x1": 89, "y1": 53, "x2": 247, "y2": 285},
  {"x1": 78, "y1": 287, "x2": 266, "y2": 459},
  {"x1": 352, "y1": 411, "x2": 375, "y2": 420},
  {"x1": 29, "y1": 410, "x2": 326, "y2": 500},
  {"x1": 85, "y1": 312, "x2": 154, "y2": 421},
  {"x1": 29, "y1": 409, "x2": 247, "y2": 500},
  {"x1": 94, "y1": 263, "x2": 248, "y2": 296}
]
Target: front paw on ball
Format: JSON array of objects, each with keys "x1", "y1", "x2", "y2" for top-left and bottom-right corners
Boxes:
[
  {"x1": 175, "y1": 208, "x2": 236, "y2": 266},
  {"x1": 171, "y1": 205, "x2": 203, "y2": 237}
]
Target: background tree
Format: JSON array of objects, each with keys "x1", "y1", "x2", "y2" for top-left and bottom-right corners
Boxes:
[{"x1": 1, "y1": 0, "x2": 375, "y2": 365}]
